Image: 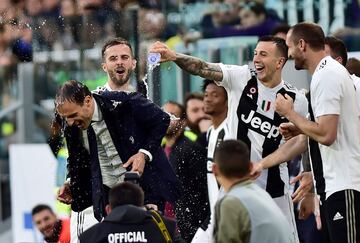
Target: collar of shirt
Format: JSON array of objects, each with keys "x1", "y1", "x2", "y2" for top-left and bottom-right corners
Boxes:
[
  {"x1": 105, "y1": 83, "x2": 113, "y2": 91},
  {"x1": 92, "y1": 99, "x2": 103, "y2": 122},
  {"x1": 104, "y1": 83, "x2": 134, "y2": 93},
  {"x1": 315, "y1": 55, "x2": 330, "y2": 73},
  {"x1": 257, "y1": 78, "x2": 284, "y2": 92}
]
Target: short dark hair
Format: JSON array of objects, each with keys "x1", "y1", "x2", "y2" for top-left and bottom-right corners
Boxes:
[
  {"x1": 165, "y1": 101, "x2": 186, "y2": 119},
  {"x1": 202, "y1": 79, "x2": 216, "y2": 92},
  {"x1": 32, "y1": 204, "x2": 54, "y2": 216},
  {"x1": 214, "y1": 140, "x2": 250, "y2": 178},
  {"x1": 289, "y1": 22, "x2": 325, "y2": 51},
  {"x1": 101, "y1": 37, "x2": 134, "y2": 60},
  {"x1": 346, "y1": 57, "x2": 360, "y2": 77},
  {"x1": 184, "y1": 92, "x2": 204, "y2": 112},
  {"x1": 55, "y1": 80, "x2": 91, "y2": 108},
  {"x1": 258, "y1": 35, "x2": 288, "y2": 64},
  {"x1": 202, "y1": 79, "x2": 228, "y2": 99},
  {"x1": 109, "y1": 182, "x2": 144, "y2": 208},
  {"x1": 271, "y1": 24, "x2": 290, "y2": 36},
  {"x1": 325, "y1": 36, "x2": 348, "y2": 66}
]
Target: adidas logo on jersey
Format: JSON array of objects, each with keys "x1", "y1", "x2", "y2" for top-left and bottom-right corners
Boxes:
[
  {"x1": 333, "y1": 212, "x2": 344, "y2": 221},
  {"x1": 241, "y1": 110, "x2": 280, "y2": 139}
]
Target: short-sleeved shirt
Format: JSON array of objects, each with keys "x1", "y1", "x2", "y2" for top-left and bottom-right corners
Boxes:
[
  {"x1": 217, "y1": 63, "x2": 308, "y2": 198},
  {"x1": 310, "y1": 56, "x2": 360, "y2": 199}
]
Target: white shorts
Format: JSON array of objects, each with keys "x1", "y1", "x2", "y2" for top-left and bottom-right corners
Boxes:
[
  {"x1": 70, "y1": 206, "x2": 99, "y2": 243},
  {"x1": 273, "y1": 194, "x2": 299, "y2": 243}
]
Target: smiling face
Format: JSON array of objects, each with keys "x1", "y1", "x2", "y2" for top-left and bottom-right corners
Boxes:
[
  {"x1": 286, "y1": 30, "x2": 306, "y2": 70},
  {"x1": 102, "y1": 44, "x2": 137, "y2": 88},
  {"x1": 253, "y1": 41, "x2": 285, "y2": 84},
  {"x1": 56, "y1": 96, "x2": 93, "y2": 130},
  {"x1": 32, "y1": 209, "x2": 57, "y2": 238},
  {"x1": 204, "y1": 83, "x2": 227, "y2": 116}
]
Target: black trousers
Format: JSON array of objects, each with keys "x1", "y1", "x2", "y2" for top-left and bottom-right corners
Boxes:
[{"x1": 320, "y1": 189, "x2": 360, "y2": 243}]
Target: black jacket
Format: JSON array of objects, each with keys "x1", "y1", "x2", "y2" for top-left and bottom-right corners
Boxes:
[
  {"x1": 65, "y1": 91, "x2": 181, "y2": 215},
  {"x1": 79, "y1": 205, "x2": 180, "y2": 243},
  {"x1": 165, "y1": 135, "x2": 209, "y2": 242}
]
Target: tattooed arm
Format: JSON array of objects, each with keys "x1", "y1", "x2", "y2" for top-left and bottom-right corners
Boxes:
[
  {"x1": 174, "y1": 53, "x2": 223, "y2": 81},
  {"x1": 149, "y1": 41, "x2": 223, "y2": 81}
]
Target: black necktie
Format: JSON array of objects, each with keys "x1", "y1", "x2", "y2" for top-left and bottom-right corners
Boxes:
[{"x1": 87, "y1": 125, "x2": 106, "y2": 221}]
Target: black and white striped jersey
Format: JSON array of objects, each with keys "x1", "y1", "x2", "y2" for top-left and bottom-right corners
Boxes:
[
  {"x1": 206, "y1": 119, "x2": 229, "y2": 212},
  {"x1": 218, "y1": 63, "x2": 308, "y2": 198}
]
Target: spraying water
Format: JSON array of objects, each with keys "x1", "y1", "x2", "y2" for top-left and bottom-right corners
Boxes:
[
  {"x1": 143, "y1": 53, "x2": 179, "y2": 121},
  {"x1": 142, "y1": 52, "x2": 161, "y2": 99}
]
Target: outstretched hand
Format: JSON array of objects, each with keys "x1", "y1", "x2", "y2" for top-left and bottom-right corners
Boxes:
[
  {"x1": 298, "y1": 193, "x2": 322, "y2": 230},
  {"x1": 291, "y1": 171, "x2": 314, "y2": 203},
  {"x1": 298, "y1": 193, "x2": 315, "y2": 220},
  {"x1": 148, "y1": 41, "x2": 177, "y2": 63},
  {"x1": 249, "y1": 162, "x2": 263, "y2": 180}
]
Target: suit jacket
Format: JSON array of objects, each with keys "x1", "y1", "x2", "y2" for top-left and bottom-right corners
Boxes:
[
  {"x1": 79, "y1": 205, "x2": 180, "y2": 243},
  {"x1": 65, "y1": 91, "x2": 181, "y2": 215}
]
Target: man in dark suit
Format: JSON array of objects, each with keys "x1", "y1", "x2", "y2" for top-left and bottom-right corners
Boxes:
[
  {"x1": 80, "y1": 182, "x2": 180, "y2": 243},
  {"x1": 55, "y1": 80, "x2": 181, "y2": 241},
  {"x1": 162, "y1": 101, "x2": 209, "y2": 241}
]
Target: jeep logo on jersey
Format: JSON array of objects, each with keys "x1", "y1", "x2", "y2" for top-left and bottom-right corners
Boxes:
[{"x1": 241, "y1": 110, "x2": 280, "y2": 138}]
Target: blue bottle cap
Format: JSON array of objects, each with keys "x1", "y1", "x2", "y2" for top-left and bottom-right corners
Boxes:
[{"x1": 148, "y1": 53, "x2": 161, "y2": 65}]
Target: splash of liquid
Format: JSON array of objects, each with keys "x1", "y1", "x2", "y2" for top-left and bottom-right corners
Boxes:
[
  {"x1": 141, "y1": 62, "x2": 160, "y2": 99},
  {"x1": 143, "y1": 54, "x2": 179, "y2": 121}
]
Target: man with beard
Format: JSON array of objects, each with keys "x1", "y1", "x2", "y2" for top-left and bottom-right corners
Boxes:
[
  {"x1": 274, "y1": 22, "x2": 360, "y2": 243},
  {"x1": 150, "y1": 36, "x2": 309, "y2": 243},
  {"x1": 162, "y1": 101, "x2": 209, "y2": 242},
  {"x1": 98, "y1": 38, "x2": 137, "y2": 92},
  {"x1": 32, "y1": 204, "x2": 71, "y2": 243},
  {"x1": 184, "y1": 93, "x2": 209, "y2": 145}
]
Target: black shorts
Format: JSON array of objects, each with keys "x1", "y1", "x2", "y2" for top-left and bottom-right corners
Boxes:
[{"x1": 320, "y1": 189, "x2": 360, "y2": 243}]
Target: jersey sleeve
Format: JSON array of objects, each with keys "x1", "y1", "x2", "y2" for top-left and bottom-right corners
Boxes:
[
  {"x1": 217, "y1": 63, "x2": 251, "y2": 92},
  {"x1": 312, "y1": 70, "x2": 342, "y2": 117}
]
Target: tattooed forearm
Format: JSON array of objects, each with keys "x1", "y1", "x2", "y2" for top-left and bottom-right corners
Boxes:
[{"x1": 174, "y1": 53, "x2": 223, "y2": 81}]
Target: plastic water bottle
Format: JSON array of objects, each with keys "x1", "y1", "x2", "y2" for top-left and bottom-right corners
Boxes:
[{"x1": 148, "y1": 53, "x2": 161, "y2": 66}]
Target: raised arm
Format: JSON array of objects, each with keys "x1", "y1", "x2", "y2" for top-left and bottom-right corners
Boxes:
[{"x1": 149, "y1": 41, "x2": 223, "y2": 81}]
